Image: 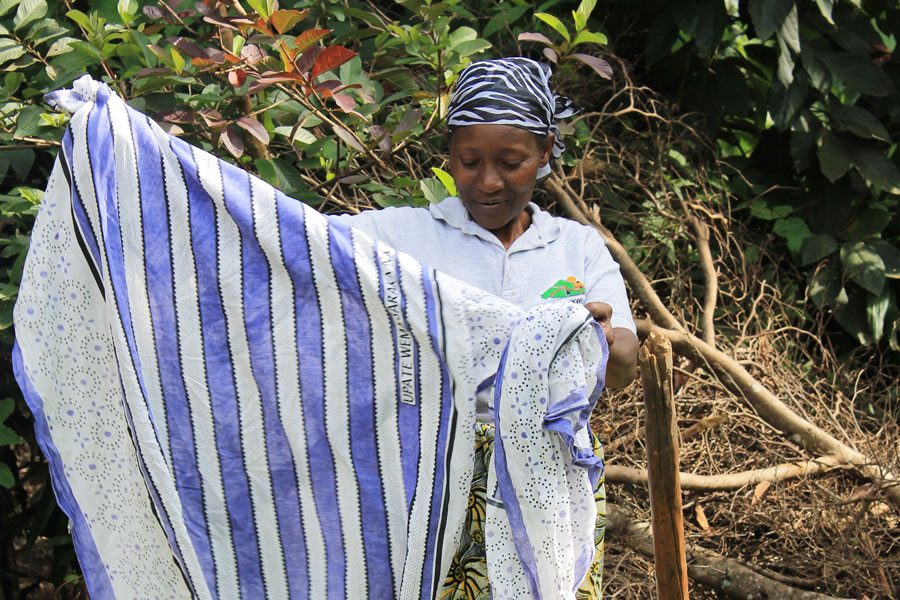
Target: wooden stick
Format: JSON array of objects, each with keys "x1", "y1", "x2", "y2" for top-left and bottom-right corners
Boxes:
[
  {"x1": 639, "y1": 332, "x2": 689, "y2": 600},
  {"x1": 606, "y1": 503, "x2": 852, "y2": 600}
]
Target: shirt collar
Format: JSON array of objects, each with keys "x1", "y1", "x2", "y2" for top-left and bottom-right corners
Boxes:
[{"x1": 429, "y1": 196, "x2": 561, "y2": 250}]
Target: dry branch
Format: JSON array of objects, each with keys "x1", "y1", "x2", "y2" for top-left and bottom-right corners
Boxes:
[
  {"x1": 605, "y1": 503, "x2": 853, "y2": 600},
  {"x1": 545, "y1": 175, "x2": 900, "y2": 511},
  {"x1": 638, "y1": 320, "x2": 900, "y2": 510},
  {"x1": 606, "y1": 455, "x2": 845, "y2": 491}
]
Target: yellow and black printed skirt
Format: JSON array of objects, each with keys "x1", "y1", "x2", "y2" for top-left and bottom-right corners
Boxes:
[{"x1": 439, "y1": 422, "x2": 606, "y2": 599}]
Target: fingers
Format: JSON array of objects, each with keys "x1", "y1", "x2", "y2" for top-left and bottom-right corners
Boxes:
[{"x1": 584, "y1": 301, "x2": 615, "y2": 346}]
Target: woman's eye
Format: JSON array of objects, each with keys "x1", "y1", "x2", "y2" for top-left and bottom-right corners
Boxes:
[
  {"x1": 502, "y1": 161, "x2": 523, "y2": 169},
  {"x1": 461, "y1": 160, "x2": 479, "y2": 167}
]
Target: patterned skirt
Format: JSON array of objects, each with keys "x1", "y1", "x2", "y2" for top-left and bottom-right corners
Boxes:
[{"x1": 439, "y1": 422, "x2": 606, "y2": 599}]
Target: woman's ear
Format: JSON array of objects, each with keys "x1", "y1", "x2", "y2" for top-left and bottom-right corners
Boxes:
[{"x1": 541, "y1": 133, "x2": 555, "y2": 165}]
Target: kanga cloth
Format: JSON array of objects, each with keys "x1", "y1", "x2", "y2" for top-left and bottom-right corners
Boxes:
[
  {"x1": 12, "y1": 75, "x2": 608, "y2": 600},
  {"x1": 439, "y1": 423, "x2": 606, "y2": 599}
]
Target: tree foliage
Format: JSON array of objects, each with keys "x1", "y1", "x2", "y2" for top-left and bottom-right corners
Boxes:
[{"x1": 0, "y1": 0, "x2": 897, "y2": 596}]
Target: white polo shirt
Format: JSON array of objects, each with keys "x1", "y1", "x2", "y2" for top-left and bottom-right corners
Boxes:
[{"x1": 335, "y1": 196, "x2": 636, "y2": 334}]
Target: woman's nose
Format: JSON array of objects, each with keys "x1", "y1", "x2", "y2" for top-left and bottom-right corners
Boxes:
[{"x1": 478, "y1": 165, "x2": 504, "y2": 193}]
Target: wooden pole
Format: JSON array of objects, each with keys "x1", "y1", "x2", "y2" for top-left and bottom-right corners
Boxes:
[{"x1": 639, "y1": 332, "x2": 689, "y2": 599}]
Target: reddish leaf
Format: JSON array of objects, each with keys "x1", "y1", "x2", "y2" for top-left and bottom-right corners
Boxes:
[
  {"x1": 292, "y1": 28, "x2": 330, "y2": 53},
  {"x1": 249, "y1": 72, "x2": 303, "y2": 93},
  {"x1": 134, "y1": 67, "x2": 171, "y2": 79},
  {"x1": 295, "y1": 45, "x2": 321, "y2": 73},
  {"x1": 518, "y1": 32, "x2": 554, "y2": 46},
  {"x1": 339, "y1": 174, "x2": 367, "y2": 184},
  {"x1": 570, "y1": 53, "x2": 613, "y2": 79},
  {"x1": 332, "y1": 93, "x2": 356, "y2": 113},
  {"x1": 155, "y1": 108, "x2": 195, "y2": 123},
  {"x1": 191, "y1": 57, "x2": 214, "y2": 68},
  {"x1": 236, "y1": 116, "x2": 270, "y2": 145},
  {"x1": 316, "y1": 79, "x2": 342, "y2": 91},
  {"x1": 333, "y1": 125, "x2": 365, "y2": 151},
  {"x1": 277, "y1": 42, "x2": 296, "y2": 73},
  {"x1": 221, "y1": 127, "x2": 244, "y2": 158},
  {"x1": 142, "y1": 24, "x2": 165, "y2": 36},
  {"x1": 240, "y1": 44, "x2": 266, "y2": 65},
  {"x1": 228, "y1": 69, "x2": 247, "y2": 87},
  {"x1": 542, "y1": 47, "x2": 558, "y2": 64},
  {"x1": 310, "y1": 46, "x2": 357, "y2": 80},
  {"x1": 271, "y1": 9, "x2": 309, "y2": 34},
  {"x1": 249, "y1": 17, "x2": 274, "y2": 36},
  {"x1": 169, "y1": 36, "x2": 206, "y2": 59},
  {"x1": 143, "y1": 6, "x2": 168, "y2": 20},
  {"x1": 204, "y1": 47, "x2": 226, "y2": 64},
  {"x1": 197, "y1": 108, "x2": 224, "y2": 126},
  {"x1": 370, "y1": 125, "x2": 391, "y2": 154},
  {"x1": 395, "y1": 109, "x2": 423, "y2": 134}
]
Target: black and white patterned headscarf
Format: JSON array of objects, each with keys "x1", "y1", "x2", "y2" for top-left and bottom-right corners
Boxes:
[{"x1": 446, "y1": 57, "x2": 577, "y2": 178}]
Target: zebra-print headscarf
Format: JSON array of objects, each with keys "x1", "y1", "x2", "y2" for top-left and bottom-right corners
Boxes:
[{"x1": 447, "y1": 57, "x2": 577, "y2": 178}]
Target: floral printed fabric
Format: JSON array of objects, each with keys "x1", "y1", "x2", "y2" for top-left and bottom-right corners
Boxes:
[{"x1": 440, "y1": 423, "x2": 606, "y2": 599}]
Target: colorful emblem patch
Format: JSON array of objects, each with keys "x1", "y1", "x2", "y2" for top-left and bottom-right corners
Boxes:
[{"x1": 541, "y1": 276, "x2": 585, "y2": 299}]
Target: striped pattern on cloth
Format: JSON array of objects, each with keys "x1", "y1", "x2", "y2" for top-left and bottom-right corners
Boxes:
[{"x1": 13, "y1": 76, "x2": 606, "y2": 600}]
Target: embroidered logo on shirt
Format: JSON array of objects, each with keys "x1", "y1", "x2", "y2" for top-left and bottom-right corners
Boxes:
[{"x1": 541, "y1": 276, "x2": 585, "y2": 299}]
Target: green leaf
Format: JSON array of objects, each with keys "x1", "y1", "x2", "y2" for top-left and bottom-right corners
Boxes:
[
  {"x1": 0, "y1": 0, "x2": 20, "y2": 18},
  {"x1": 574, "y1": 0, "x2": 596, "y2": 29},
  {"x1": 420, "y1": 177, "x2": 448, "y2": 204},
  {"x1": 24, "y1": 18, "x2": 68, "y2": 46},
  {"x1": 808, "y1": 259, "x2": 846, "y2": 308},
  {"x1": 833, "y1": 290, "x2": 873, "y2": 345},
  {"x1": 117, "y1": 0, "x2": 139, "y2": 23},
  {"x1": 801, "y1": 234, "x2": 837, "y2": 265},
  {"x1": 829, "y1": 104, "x2": 891, "y2": 142},
  {"x1": 0, "y1": 463, "x2": 13, "y2": 488},
  {"x1": 749, "y1": 200, "x2": 792, "y2": 220},
  {"x1": 694, "y1": 1, "x2": 727, "y2": 55},
  {"x1": 747, "y1": 0, "x2": 794, "y2": 41},
  {"x1": 14, "y1": 0, "x2": 47, "y2": 31},
  {"x1": 866, "y1": 288, "x2": 890, "y2": 342},
  {"x1": 0, "y1": 397, "x2": 22, "y2": 444},
  {"x1": 483, "y1": 5, "x2": 530, "y2": 39},
  {"x1": 448, "y1": 26, "x2": 477, "y2": 46},
  {"x1": 431, "y1": 167, "x2": 456, "y2": 196},
  {"x1": 818, "y1": 51, "x2": 894, "y2": 97},
  {"x1": 850, "y1": 146, "x2": 900, "y2": 194},
  {"x1": 453, "y1": 39, "x2": 492, "y2": 57},
  {"x1": 0, "y1": 38, "x2": 26, "y2": 66},
  {"x1": 774, "y1": 217, "x2": 810, "y2": 252},
  {"x1": 535, "y1": 12, "x2": 570, "y2": 42},
  {"x1": 869, "y1": 240, "x2": 900, "y2": 279},
  {"x1": 254, "y1": 158, "x2": 307, "y2": 197},
  {"x1": 841, "y1": 241, "x2": 885, "y2": 294},
  {"x1": 0, "y1": 397, "x2": 14, "y2": 421},
  {"x1": 769, "y1": 76, "x2": 807, "y2": 129},
  {"x1": 66, "y1": 10, "x2": 93, "y2": 32},
  {"x1": 572, "y1": 30, "x2": 606, "y2": 47},
  {"x1": 817, "y1": 131, "x2": 852, "y2": 182},
  {"x1": 815, "y1": 0, "x2": 834, "y2": 24},
  {"x1": 836, "y1": 209, "x2": 890, "y2": 242}
]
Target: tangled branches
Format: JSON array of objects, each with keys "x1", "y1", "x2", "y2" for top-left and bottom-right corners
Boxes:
[{"x1": 536, "y1": 56, "x2": 900, "y2": 600}]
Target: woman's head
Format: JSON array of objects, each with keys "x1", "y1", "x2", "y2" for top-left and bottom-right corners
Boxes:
[{"x1": 445, "y1": 58, "x2": 575, "y2": 244}]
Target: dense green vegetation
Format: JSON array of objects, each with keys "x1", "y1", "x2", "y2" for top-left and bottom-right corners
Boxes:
[{"x1": 1, "y1": 0, "x2": 897, "y2": 596}]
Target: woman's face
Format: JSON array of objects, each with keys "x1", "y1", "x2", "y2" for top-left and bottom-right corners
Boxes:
[{"x1": 448, "y1": 124, "x2": 553, "y2": 238}]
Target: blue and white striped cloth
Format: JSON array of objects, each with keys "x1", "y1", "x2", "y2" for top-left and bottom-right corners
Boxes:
[{"x1": 13, "y1": 76, "x2": 606, "y2": 599}]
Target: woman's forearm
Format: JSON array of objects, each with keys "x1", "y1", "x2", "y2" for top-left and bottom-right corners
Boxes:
[{"x1": 605, "y1": 328, "x2": 639, "y2": 389}]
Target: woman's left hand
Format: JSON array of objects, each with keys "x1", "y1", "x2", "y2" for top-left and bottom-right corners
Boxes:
[
  {"x1": 584, "y1": 301, "x2": 638, "y2": 388},
  {"x1": 585, "y1": 302, "x2": 615, "y2": 347}
]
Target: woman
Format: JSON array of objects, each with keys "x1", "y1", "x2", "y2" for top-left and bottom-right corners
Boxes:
[{"x1": 338, "y1": 57, "x2": 639, "y2": 599}]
